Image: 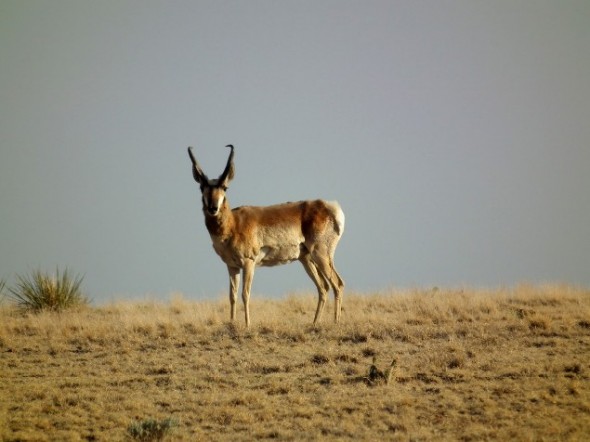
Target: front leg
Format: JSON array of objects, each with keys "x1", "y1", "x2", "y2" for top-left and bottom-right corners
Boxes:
[
  {"x1": 228, "y1": 266, "x2": 240, "y2": 321},
  {"x1": 242, "y1": 259, "x2": 255, "y2": 327}
]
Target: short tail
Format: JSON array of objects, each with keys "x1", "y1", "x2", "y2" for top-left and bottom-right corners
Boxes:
[{"x1": 326, "y1": 201, "x2": 345, "y2": 236}]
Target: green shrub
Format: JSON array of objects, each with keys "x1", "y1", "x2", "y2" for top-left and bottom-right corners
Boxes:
[
  {"x1": 0, "y1": 278, "x2": 6, "y2": 304},
  {"x1": 8, "y1": 268, "x2": 88, "y2": 312},
  {"x1": 127, "y1": 418, "x2": 177, "y2": 441}
]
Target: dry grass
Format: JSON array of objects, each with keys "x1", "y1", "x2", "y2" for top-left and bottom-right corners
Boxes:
[{"x1": 1, "y1": 285, "x2": 589, "y2": 441}]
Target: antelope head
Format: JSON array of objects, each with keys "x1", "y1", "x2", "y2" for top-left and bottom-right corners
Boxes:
[{"x1": 188, "y1": 145, "x2": 235, "y2": 217}]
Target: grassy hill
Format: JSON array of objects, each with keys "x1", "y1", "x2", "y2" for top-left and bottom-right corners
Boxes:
[{"x1": 1, "y1": 285, "x2": 589, "y2": 440}]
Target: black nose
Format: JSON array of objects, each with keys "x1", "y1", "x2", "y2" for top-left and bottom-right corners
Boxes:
[{"x1": 208, "y1": 206, "x2": 218, "y2": 214}]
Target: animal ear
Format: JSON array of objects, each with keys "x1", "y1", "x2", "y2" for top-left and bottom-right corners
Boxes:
[
  {"x1": 219, "y1": 144, "x2": 235, "y2": 187},
  {"x1": 187, "y1": 147, "x2": 208, "y2": 184}
]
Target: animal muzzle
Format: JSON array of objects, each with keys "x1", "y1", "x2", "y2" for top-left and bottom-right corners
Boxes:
[{"x1": 207, "y1": 205, "x2": 219, "y2": 215}]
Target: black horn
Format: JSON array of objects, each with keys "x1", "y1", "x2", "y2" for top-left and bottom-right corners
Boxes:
[
  {"x1": 187, "y1": 146, "x2": 208, "y2": 184},
  {"x1": 219, "y1": 144, "x2": 235, "y2": 185}
]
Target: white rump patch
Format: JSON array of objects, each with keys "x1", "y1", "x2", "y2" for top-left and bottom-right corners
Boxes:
[{"x1": 325, "y1": 200, "x2": 345, "y2": 235}]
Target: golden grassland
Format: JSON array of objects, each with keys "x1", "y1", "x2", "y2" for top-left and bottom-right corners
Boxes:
[{"x1": 1, "y1": 285, "x2": 590, "y2": 441}]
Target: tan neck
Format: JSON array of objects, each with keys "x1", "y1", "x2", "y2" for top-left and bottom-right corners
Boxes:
[{"x1": 204, "y1": 200, "x2": 233, "y2": 238}]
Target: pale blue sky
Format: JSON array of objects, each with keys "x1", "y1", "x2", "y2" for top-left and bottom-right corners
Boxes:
[{"x1": 1, "y1": 1, "x2": 589, "y2": 303}]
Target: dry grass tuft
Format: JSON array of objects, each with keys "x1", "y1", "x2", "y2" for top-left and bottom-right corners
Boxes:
[{"x1": 1, "y1": 285, "x2": 589, "y2": 440}]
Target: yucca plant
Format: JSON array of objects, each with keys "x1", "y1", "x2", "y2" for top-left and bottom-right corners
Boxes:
[
  {"x1": 0, "y1": 278, "x2": 7, "y2": 304},
  {"x1": 8, "y1": 268, "x2": 89, "y2": 312}
]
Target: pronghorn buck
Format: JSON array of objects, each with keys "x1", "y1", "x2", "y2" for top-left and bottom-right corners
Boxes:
[{"x1": 187, "y1": 145, "x2": 345, "y2": 327}]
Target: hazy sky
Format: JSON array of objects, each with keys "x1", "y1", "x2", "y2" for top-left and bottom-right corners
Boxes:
[{"x1": 1, "y1": 1, "x2": 589, "y2": 303}]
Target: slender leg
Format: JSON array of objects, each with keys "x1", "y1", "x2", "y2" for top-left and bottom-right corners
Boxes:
[
  {"x1": 311, "y1": 251, "x2": 344, "y2": 323},
  {"x1": 332, "y1": 264, "x2": 345, "y2": 323},
  {"x1": 241, "y1": 259, "x2": 255, "y2": 327},
  {"x1": 300, "y1": 254, "x2": 329, "y2": 325},
  {"x1": 228, "y1": 266, "x2": 240, "y2": 321}
]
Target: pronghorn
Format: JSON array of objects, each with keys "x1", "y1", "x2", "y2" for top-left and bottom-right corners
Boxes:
[{"x1": 187, "y1": 145, "x2": 345, "y2": 327}]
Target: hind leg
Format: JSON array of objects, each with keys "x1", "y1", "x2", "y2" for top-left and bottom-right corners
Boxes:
[
  {"x1": 310, "y1": 250, "x2": 344, "y2": 323},
  {"x1": 300, "y1": 253, "x2": 330, "y2": 325}
]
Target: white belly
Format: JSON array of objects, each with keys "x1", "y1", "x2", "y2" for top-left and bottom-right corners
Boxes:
[{"x1": 257, "y1": 245, "x2": 302, "y2": 267}]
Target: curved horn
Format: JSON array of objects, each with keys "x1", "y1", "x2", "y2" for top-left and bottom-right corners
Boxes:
[
  {"x1": 219, "y1": 144, "x2": 235, "y2": 185},
  {"x1": 187, "y1": 147, "x2": 208, "y2": 184}
]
